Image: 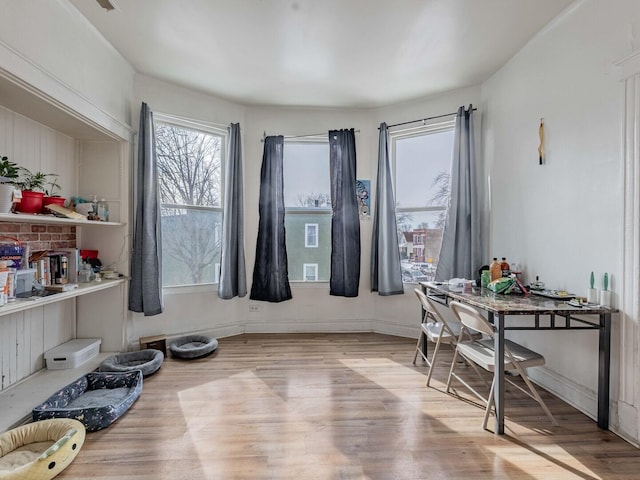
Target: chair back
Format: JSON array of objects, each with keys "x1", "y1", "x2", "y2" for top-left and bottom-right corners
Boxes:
[
  {"x1": 450, "y1": 301, "x2": 494, "y2": 337},
  {"x1": 414, "y1": 289, "x2": 459, "y2": 334}
]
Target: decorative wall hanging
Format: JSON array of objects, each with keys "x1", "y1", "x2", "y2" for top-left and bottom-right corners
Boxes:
[
  {"x1": 538, "y1": 118, "x2": 545, "y2": 165},
  {"x1": 356, "y1": 179, "x2": 370, "y2": 219}
]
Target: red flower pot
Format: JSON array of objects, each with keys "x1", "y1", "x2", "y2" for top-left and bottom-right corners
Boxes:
[
  {"x1": 42, "y1": 196, "x2": 66, "y2": 214},
  {"x1": 15, "y1": 190, "x2": 44, "y2": 214}
]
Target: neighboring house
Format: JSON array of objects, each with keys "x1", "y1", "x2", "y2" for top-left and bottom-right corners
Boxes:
[
  {"x1": 284, "y1": 208, "x2": 332, "y2": 282},
  {"x1": 400, "y1": 228, "x2": 443, "y2": 265}
]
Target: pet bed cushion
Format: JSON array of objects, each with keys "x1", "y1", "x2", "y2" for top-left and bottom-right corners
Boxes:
[
  {"x1": 99, "y1": 349, "x2": 164, "y2": 377},
  {"x1": 32, "y1": 371, "x2": 143, "y2": 432},
  {"x1": 0, "y1": 418, "x2": 85, "y2": 480},
  {"x1": 170, "y1": 335, "x2": 218, "y2": 359}
]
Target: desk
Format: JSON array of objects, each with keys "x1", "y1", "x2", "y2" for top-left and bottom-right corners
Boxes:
[{"x1": 421, "y1": 281, "x2": 616, "y2": 435}]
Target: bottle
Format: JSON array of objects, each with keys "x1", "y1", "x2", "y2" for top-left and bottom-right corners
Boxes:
[
  {"x1": 0, "y1": 260, "x2": 7, "y2": 306},
  {"x1": 6, "y1": 267, "x2": 16, "y2": 302},
  {"x1": 500, "y1": 257, "x2": 510, "y2": 277},
  {"x1": 490, "y1": 258, "x2": 501, "y2": 281},
  {"x1": 96, "y1": 198, "x2": 109, "y2": 222},
  {"x1": 79, "y1": 262, "x2": 92, "y2": 283}
]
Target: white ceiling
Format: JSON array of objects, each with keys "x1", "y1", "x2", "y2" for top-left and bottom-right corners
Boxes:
[{"x1": 68, "y1": 0, "x2": 575, "y2": 108}]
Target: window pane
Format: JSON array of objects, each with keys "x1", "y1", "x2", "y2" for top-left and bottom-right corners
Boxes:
[
  {"x1": 304, "y1": 264, "x2": 318, "y2": 281},
  {"x1": 155, "y1": 123, "x2": 222, "y2": 207},
  {"x1": 161, "y1": 207, "x2": 222, "y2": 286},
  {"x1": 394, "y1": 126, "x2": 454, "y2": 283},
  {"x1": 155, "y1": 120, "x2": 225, "y2": 287},
  {"x1": 284, "y1": 142, "x2": 331, "y2": 282},
  {"x1": 283, "y1": 143, "x2": 330, "y2": 207},
  {"x1": 395, "y1": 130, "x2": 454, "y2": 208},
  {"x1": 305, "y1": 223, "x2": 318, "y2": 247}
]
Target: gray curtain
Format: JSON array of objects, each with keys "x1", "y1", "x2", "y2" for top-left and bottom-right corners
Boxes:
[
  {"x1": 329, "y1": 129, "x2": 360, "y2": 297},
  {"x1": 250, "y1": 136, "x2": 292, "y2": 302},
  {"x1": 218, "y1": 123, "x2": 247, "y2": 299},
  {"x1": 129, "y1": 102, "x2": 163, "y2": 316},
  {"x1": 436, "y1": 105, "x2": 481, "y2": 281},
  {"x1": 371, "y1": 123, "x2": 404, "y2": 295}
]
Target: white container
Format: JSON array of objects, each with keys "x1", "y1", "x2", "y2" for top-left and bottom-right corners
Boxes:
[
  {"x1": 600, "y1": 290, "x2": 612, "y2": 308},
  {"x1": 44, "y1": 338, "x2": 101, "y2": 370}
]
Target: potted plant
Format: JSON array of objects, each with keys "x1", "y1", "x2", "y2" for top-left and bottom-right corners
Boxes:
[
  {"x1": 14, "y1": 168, "x2": 51, "y2": 214},
  {"x1": 42, "y1": 176, "x2": 66, "y2": 213},
  {"x1": 0, "y1": 156, "x2": 19, "y2": 213}
]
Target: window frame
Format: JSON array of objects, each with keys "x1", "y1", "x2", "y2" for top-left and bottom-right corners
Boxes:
[
  {"x1": 154, "y1": 113, "x2": 227, "y2": 289},
  {"x1": 283, "y1": 138, "x2": 331, "y2": 283},
  {"x1": 390, "y1": 119, "x2": 455, "y2": 283},
  {"x1": 303, "y1": 263, "x2": 319, "y2": 281},
  {"x1": 305, "y1": 223, "x2": 319, "y2": 248}
]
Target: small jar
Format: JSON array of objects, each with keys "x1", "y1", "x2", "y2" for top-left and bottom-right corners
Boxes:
[{"x1": 79, "y1": 263, "x2": 92, "y2": 283}]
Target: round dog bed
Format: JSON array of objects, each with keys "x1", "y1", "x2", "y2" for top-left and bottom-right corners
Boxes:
[
  {"x1": 169, "y1": 335, "x2": 218, "y2": 359},
  {"x1": 0, "y1": 418, "x2": 85, "y2": 479},
  {"x1": 99, "y1": 349, "x2": 164, "y2": 377}
]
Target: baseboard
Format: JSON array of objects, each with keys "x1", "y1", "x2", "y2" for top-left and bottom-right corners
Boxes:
[
  {"x1": 527, "y1": 365, "x2": 598, "y2": 421},
  {"x1": 243, "y1": 317, "x2": 373, "y2": 334}
]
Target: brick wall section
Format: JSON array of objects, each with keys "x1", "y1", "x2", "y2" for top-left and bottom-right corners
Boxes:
[{"x1": 0, "y1": 222, "x2": 76, "y2": 252}]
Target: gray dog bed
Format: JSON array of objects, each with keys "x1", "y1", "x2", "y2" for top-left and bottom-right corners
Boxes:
[
  {"x1": 99, "y1": 349, "x2": 164, "y2": 377},
  {"x1": 169, "y1": 335, "x2": 218, "y2": 359}
]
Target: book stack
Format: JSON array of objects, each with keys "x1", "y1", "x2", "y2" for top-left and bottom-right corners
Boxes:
[{"x1": 29, "y1": 248, "x2": 80, "y2": 286}]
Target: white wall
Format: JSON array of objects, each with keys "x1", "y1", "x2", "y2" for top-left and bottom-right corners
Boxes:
[
  {"x1": 482, "y1": 0, "x2": 640, "y2": 444},
  {"x1": 130, "y1": 76, "x2": 480, "y2": 343},
  {"x1": 0, "y1": 0, "x2": 134, "y2": 131}
]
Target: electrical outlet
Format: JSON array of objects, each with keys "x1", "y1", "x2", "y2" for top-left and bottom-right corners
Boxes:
[{"x1": 249, "y1": 305, "x2": 259, "y2": 312}]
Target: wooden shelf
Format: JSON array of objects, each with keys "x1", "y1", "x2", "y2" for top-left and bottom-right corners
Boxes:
[
  {"x1": 0, "y1": 351, "x2": 116, "y2": 432},
  {"x1": 0, "y1": 212, "x2": 124, "y2": 226},
  {"x1": 0, "y1": 278, "x2": 126, "y2": 318}
]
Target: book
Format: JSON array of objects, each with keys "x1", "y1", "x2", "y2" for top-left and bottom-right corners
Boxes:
[{"x1": 44, "y1": 283, "x2": 78, "y2": 293}]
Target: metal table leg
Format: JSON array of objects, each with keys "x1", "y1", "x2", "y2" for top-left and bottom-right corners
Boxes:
[
  {"x1": 598, "y1": 312, "x2": 611, "y2": 429},
  {"x1": 493, "y1": 312, "x2": 505, "y2": 434}
]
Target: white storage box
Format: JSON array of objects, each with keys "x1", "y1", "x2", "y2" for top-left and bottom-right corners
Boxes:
[{"x1": 44, "y1": 338, "x2": 102, "y2": 370}]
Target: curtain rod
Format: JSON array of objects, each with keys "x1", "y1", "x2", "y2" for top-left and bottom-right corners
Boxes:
[
  {"x1": 261, "y1": 129, "x2": 360, "y2": 142},
  {"x1": 154, "y1": 111, "x2": 233, "y2": 130},
  {"x1": 383, "y1": 107, "x2": 477, "y2": 130}
]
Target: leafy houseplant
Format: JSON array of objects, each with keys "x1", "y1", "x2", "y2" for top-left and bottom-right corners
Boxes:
[
  {"x1": 0, "y1": 156, "x2": 19, "y2": 213},
  {"x1": 42, "y1": 176, "x2": 66, "y2": 213},
  {"x1": 0, "y1": 155, "x2": 19, "y2": 183},
  {"x1": 14, "y1": 168, "x2": 51, "y2": 192},
  {"x1": 45, "y1": 177, "x2": 62, "y2": 197},
  {"x1": 14, "y1": 168, "x2": 55, "y2": 214}
]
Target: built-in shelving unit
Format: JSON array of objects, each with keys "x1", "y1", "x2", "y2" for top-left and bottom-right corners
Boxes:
[
  {"x1": 0, "y1": 212, "x2": 125, "y2": 227},
  {"x1": 0, "y1": 57, "x2": 132, "y2": 431},
  {"x1": 0, "y1": 278, "x2": 126, "y2": 317}
]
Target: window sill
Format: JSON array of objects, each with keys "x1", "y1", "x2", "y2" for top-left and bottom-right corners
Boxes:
[{"x1": 163, "y1": 283, "x2": 217, "y2": 295}]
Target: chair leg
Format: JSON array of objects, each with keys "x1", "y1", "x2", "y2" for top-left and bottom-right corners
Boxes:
[
  {"x1": 482, "y1": 376, "x2": 496, "y2": 430},
  {"x1": 513, "y1": 364, "x2": 558, "y2": 426},
  {"x1": 445, "y1": 346, "x2": 461, "y2": 393},
  {"x1": 425, "y1": 336, "x2": 444, "y2": 387},
  {"x1": 413, "y1": 330, "x2": 429, "y2": 366}
]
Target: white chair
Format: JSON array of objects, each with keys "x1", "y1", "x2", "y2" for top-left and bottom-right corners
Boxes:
[
  {"x1": 446, "y1": 300, "x2": 557, "y2": 430},
  {"x1": 412, "y1": 288, "x2": 480, "y2": 386}
]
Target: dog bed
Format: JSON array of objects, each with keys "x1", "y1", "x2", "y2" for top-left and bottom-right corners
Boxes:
[
  {"x1": 169, "y1": 335, "x2": 218, "y2": 359},
  {"x1": 32, "y1": 371, "x2": 143, "y2": 432},
  {"x1": 0, "y1": 418, "x2": 85, "y2": 480},
  {"x1": 99, "y1": 349, "x2": 164, "y2": 377}
]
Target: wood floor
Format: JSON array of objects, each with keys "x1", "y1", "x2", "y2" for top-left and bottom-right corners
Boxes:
[{"x1": 57, "y1": 333, "x2": 639, "y2": 480}]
